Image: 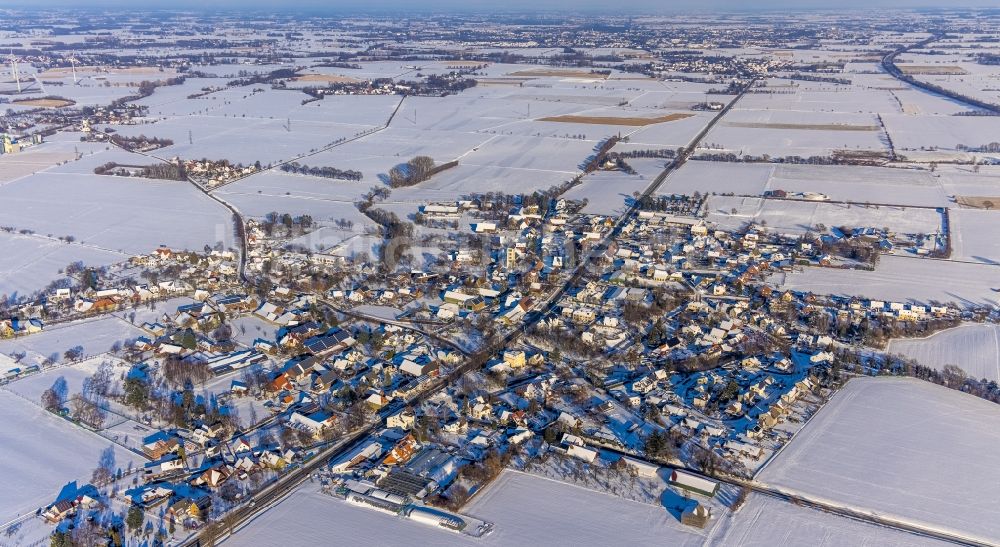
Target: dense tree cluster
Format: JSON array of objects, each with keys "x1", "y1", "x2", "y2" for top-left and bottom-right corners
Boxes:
[
  {"x1": 93, "y1": 162, "x2": 187, "y2": 181},
  {"x1": 108, "y1": 133, "x2": 173, "y2": 151},
  {"x1": 387, "y1": 156, "x2": 457, "y2": 188},
  {"x1": 260, "y1": 211, "x2": 314, "y2": 237}
]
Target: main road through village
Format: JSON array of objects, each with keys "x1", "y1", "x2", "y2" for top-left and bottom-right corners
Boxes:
[{"x1": 181, "y1": 77, "x2": 985, "y2": 547}]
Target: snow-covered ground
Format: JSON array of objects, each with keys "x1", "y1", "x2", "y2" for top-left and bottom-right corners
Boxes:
[
  {"x1": 705, "y1": 195, "x2": 942, "y2": 237},
  {"x1": 949, "y1": 209, "x2": 1000, "y2": 265},
  {"x1": 702, "y1": 109, "x2": 887, "y2": 158},
  {"x1": 757, "y1": 377, "x2": 1000, "y2": 545},
  {"x1": 0, "y1": 389, "x2": 140, "y2": 524},
  {"x1": 0, "y1": 316, "x2": 145, "y2": 367},
  {"x1": 708, "y1": 494, "x2": 944, "y2": 546},
  {"x1": 774, "y1": 255, "x2": 1000, "y2": 307},
  {"x1": 0, "y1": 231, "x2": 126, "y2": 299},
  {"x1": 660, "y1": 161, "x2": 960, "y2": 209},
  {"x1": 561, "y1": 170, "x2": 649, "y2": 216},
  {"x1": 226, "y1": 486, "x2": 479, "y2": 547},
  {"x1": 887, "y1": 323, "x2": 1000, "y2": 381},
  {"x1": 229, "y1": 470, "x2": 712, "y2": 547},
  {"x1": 0, "y1": 172, "x2": 234, "y2": 256}
]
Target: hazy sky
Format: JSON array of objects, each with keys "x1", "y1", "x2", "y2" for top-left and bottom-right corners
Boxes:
[{"x1": 17, "y1": 0, "x2": 1000, "y2": 12}]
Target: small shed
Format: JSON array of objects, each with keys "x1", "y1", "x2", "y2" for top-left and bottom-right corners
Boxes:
[{"x1": 681, "y1": 503, "x2": 711, "y2": 528}]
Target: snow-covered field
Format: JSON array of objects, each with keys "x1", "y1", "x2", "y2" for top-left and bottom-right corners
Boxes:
[
  {"x1": 230, "y1": 465, "x2": 950, "y2": 547},
  {"x1": 705, "y1": 196, "x2": 942, "y2": 236},
  {"x1": 0, "y1": 316, "x2": 145, "y2": 367},
  {"x1": 949, "y1": 209, "x2": 1000, "y2": 265},
  {"x1": 0, "y1": 231, "x2": 125, "y2": 299},
  {"x1": 0, "y1": 389, "x2": 139, "y2": 523},
  {"x1": 226, "y1": 487, "x2": 478, "y2": 547},
  {"x1": 464, "y1": 471, "x2": 709, "y2": 545},
  {"x1": 883, "y1": 115, "x2": 1000, "y2": 160},
  {"x1": 887, "y1": 323, "x2": 1000, "y2": 381},
  {"x1": 229, "y1": 470, "x2": 712, "y2": 547},
  {"x1": 562, "y1": 170, "x2": 650, "y2": 215},
  {"x1": 702, "y1": 108, "x2": 887, "y2": 158},
  {"x1": 0, "y1": 172, "x2": 234, "y2": 256},
  {"x1": 0, "y1": 145, "x2": 78, "y2": 183},
  {"x1": 774, "y1": 255, "x2": 1000, "y2": 307},
  {"x1": 710, "y1": 494, "x2": 943, "y2": 546},
  {"x1": 757, "y1": 377, "x2": 1000, "y2": 545},
  {"x1": 661, "y1": 161, "x2": 958, "y2": 208}
]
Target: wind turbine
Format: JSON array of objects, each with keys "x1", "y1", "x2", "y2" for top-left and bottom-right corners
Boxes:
[
  {"x1": 32, "y1": 71, "x2": 46, "y2": 95},
  {"x1": 9, "y1": 50, "x2": 21, "y2": 94},
  {"x1": 69, "y1": 53, "x2": 79, "y2": 84}
]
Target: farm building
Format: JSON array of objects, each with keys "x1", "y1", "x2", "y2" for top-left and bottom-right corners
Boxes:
[
  {"x1": 620, "y1": 456, "x2": 660, "y2": 478},
  {"x1": 669, "y1": 469, "x2": 719, "y2": 498}
]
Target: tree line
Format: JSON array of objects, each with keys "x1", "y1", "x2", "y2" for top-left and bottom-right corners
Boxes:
[{"x1": 280, "y1": 161, "x2": 362, "y2": 181}]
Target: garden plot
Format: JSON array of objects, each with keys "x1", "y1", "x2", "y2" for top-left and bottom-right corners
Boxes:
[
  {"x1": 195, "y1": 369, "x2": 273, "y2": 429},
  {"x1": 887, "y1": 324, "x2": 1000, "y2": 382},
  {"x1": 702, "y1": 109, "x2": 887, "y2": 158},
  {"x1": 949, "y1": 209, "x2": 1000, "y2": 264},
  {"x1": 4, "y1": 357, "x2": 154, "y2": 454},
  {"x1": 774, "y1": 255, "x2": 999, "y2": 307},
  {"x1": 0, "y1": 172, "x2": 234, "y2": 255},
  {"x1": 757, "y1": 377, "x2": 1000, "y2": 545},
  {"x1": 230, "y1": 315, "x2": 280, "y2": 348},
  {"x1": 711, "y1": 494, "x2": 943, "y2": 547},
  {"x1": 0, "y1": 316, "x2": 144, "y2": 367},
  {"x1": 0, "y1": 390, "x2": 139, "y2": 523},
  {"x1": 705, "y1": 196, "x2": 941, "y2": 236},
  {"x1": 0, "y1": 231, "x2": 125, "y2": 299}
]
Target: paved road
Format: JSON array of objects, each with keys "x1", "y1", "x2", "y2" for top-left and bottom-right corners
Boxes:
[
  {"x1": 881, "y1": 33, "x2": 1000, "y2": 115},
  {"x1": 179, "y1": 79, "x2": 755, "y2": 547},
  {"x1": 320, "y1": 299, "x2": 471, "y2": 356}
]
